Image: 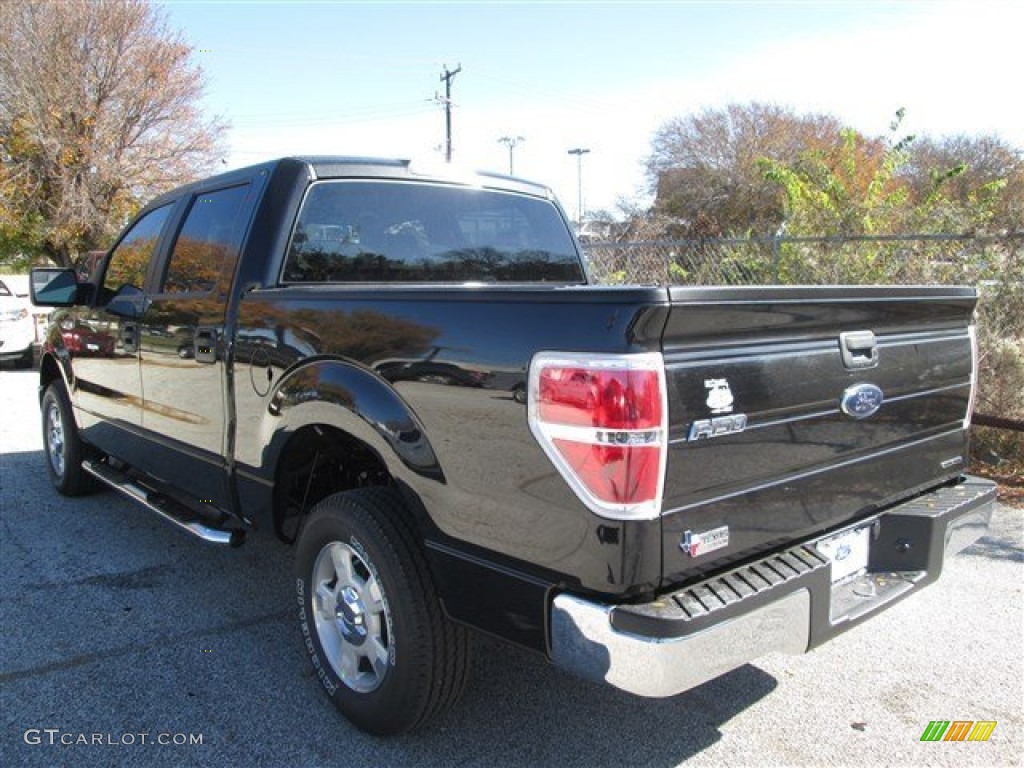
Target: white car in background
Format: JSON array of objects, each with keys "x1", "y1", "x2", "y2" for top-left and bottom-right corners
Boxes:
[{"x1": 0, "y1": 275, "x2": 39, "y2": 368}]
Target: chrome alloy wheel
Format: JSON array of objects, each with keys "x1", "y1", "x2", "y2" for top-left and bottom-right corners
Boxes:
[
  {"x1": 311, "y1": 541, "x2": 392, "y2": 693},
  {"x1": 45, "y1": 399, "x2": 66, "y2": 479}
]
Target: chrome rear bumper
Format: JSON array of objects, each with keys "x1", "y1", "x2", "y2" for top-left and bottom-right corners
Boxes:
[{"x1": 550, "y1": 476, "x2": 996, "y2": 698}]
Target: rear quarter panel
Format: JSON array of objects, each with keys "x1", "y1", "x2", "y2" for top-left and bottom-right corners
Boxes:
[{"x1": 232, "y1": 285, "x2": 671, "y2": 596}]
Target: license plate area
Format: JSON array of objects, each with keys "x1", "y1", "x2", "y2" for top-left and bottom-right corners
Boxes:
[{"x1": 817, "y1": 525, "x2": 871, "y2": 585}]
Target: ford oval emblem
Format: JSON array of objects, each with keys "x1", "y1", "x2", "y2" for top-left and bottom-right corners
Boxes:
[{"x1": 841, "y1": 383, "x2": 884, "y2": 419}]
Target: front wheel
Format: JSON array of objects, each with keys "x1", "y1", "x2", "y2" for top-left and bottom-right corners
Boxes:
[
  {"x1": 294, "y1": 487, "x2": 470, "y2": 736},
  {"x1": 41, "y1": 381, "x2": 95, "y2": 496}
]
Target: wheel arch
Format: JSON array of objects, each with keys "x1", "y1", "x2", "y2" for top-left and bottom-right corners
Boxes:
[
  {"x1": 259, "y1": 358, "x2": 444, "y2": 543},
  {"x1": 37, "y1": 349, "x2": 71, "y2": 406}
]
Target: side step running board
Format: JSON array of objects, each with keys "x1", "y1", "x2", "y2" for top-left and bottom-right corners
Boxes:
[{"x1": 82, "y1": 460, "x2": 246, "y2": 547}]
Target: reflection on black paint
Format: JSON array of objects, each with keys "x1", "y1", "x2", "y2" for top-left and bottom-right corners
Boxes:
[{"x1": 375, "y1": 346, "x2": 487, "y2": 388}]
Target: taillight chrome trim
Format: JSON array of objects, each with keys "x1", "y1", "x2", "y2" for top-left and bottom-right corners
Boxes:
[
  {"x1": 527, "y1": 351, "x2": 669, "y2": 521},
  {"x1": 540, "y1": 423, "x2": 662, "y2": 446},
  {"x1": 965, "y1": 322, "x2": 978, "y2": 431}
]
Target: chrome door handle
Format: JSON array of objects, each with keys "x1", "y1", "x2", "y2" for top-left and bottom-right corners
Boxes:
[{"x1": 194, "y1": 327, "x2": 217, "y2": 364}]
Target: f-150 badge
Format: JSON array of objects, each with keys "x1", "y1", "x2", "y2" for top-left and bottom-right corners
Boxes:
[
  {"x1": 688, "y1": 413, "x2": 747, "y2": 442},
  {"x1": 705, "y1": 378, "x2": 734, "y2": 414}
]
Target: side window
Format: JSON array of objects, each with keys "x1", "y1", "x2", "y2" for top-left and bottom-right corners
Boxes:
[
  {"x1": 161, "y1": 185, "x2": 250, "y2": 294},
  {"x1": 102, "y1": 204, "x2": 173, "y2": 297}
]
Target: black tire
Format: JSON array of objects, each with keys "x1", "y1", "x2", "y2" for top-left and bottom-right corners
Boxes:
[
  {"x1": 41, "y1": 381, "x2": 94, "y2": 495},
  {"x1": 294, "y1": 486, "x2": 470, "y2": 736},
  {"x1": 14, "y1": 347, "x2": 34, "y2": 369}
]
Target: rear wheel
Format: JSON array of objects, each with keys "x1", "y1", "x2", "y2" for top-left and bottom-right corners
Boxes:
[
  {"x1": 295, "y1": 487, "x2": 470, "y2": 735},
  {"x1": 41, "y1": 381, "x2": 94, "y2": 496}
]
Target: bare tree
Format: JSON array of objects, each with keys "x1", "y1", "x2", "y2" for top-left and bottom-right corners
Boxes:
[
  {"x1": 902, "y1": 134, "x2": 1024, "y2": 233},
  {"x1": 0, "y1": 0, "x2": 226, "y2": 267},
  {"x1": 646, "y1": 103, "x2": 850, "y2": 236}
]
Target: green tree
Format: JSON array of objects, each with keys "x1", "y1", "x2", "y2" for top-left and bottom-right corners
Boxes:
[
  {"x1": 757, "y1": 111, "x2": 913, "y2": 237},
  {"x1": 758, "y1": 110, "x2": 1009, "y2": 240},
  {"x1": 0, "y1": 0, "x2": 225, "y2": 267}
]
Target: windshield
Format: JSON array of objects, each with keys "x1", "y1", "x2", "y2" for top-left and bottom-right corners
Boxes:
[{"x1": 282, "y1": 180, "x2": 584, "y2": 284}]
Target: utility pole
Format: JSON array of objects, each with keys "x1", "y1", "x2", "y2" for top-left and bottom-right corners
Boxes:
[
  {"x1": 439, "y1": 64, "x2": 462, "y2": 163},
  {"x1": 567, "y1": 147, "x2": 590, "y2": 228},
  {"x1": 497, "y1": 135, "x2": 524, "y2": 174}
]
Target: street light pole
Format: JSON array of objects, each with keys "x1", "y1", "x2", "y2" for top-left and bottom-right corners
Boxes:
[
  {"x1": 497, "y1": 135, "x2": 524, "y2": 174},
  {"x1": 567, "y1": 147, "x2": 590, "y2": 228}
]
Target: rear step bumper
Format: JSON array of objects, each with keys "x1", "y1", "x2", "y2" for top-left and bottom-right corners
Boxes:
[
  {"x1": 549, "y1": 476, "x2": 996, "y2": 698},
  {"x1": 82, "y1": 460, "x2": 246, "y2": 547}
]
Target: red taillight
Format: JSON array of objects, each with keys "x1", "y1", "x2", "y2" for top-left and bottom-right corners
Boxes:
[
  {"x1": 537, "y1": 366, "x2": 663, "y2": 429},
  {"x1": 529, "y1": 352, "x2": 667, "y2": 519}
]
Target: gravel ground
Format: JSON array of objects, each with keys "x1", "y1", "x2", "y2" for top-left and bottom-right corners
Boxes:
[{"x1": 1, "y1": 365, "x2": 1021, "y2": 767}]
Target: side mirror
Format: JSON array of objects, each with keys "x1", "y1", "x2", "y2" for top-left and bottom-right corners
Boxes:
[
  {"x1": 30, "y1": 268, "x2": 80, "y2": 307},
  {"x1": 105, "y1": 284, "x2": 146, "y2": 319}
]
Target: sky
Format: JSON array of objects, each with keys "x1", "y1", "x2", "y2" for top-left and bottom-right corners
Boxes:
[{"x1": 159, "y1": 0, "x2": 1024, "y2": 220}]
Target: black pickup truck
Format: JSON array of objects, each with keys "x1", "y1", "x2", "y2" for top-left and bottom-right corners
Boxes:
[{"x1": 30, "y1": 157, "x2": 995, "y2": 735}]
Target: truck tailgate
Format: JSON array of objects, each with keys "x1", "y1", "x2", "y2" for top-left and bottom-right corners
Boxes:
[{"x1": 659, "y1": 286, "x2": 978, "y2": 585}]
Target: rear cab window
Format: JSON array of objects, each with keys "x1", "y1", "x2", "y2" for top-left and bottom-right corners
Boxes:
[{"x1": 281, "y1": 181, "x2": 584, "y2": 284}]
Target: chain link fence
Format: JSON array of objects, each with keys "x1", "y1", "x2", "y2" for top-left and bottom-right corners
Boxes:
[
  {"x1": 584, "y1": 233, "x2": 1021, "y2": 287},
  {"x1": 585, "y1": 233, "x2": 1024, "y2": 472}
]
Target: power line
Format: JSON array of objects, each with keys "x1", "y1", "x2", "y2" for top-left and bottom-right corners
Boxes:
[
  {"x1": 228, "y1": 104, "x2": 435, "y2": 129},
  {"x1": 473, "y1": 73, "x2": 627, "y2": 116},
  {"x1": 228, "y1": 100, "x2": 429, "y2": 122},
  {"x1": 199, "y1": 44, "x2": 438, "y2": 69}
]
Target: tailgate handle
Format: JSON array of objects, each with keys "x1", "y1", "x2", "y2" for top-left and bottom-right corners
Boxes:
[{"x1": 839, "y1": 331, "x2": 878, "y2": 369}]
